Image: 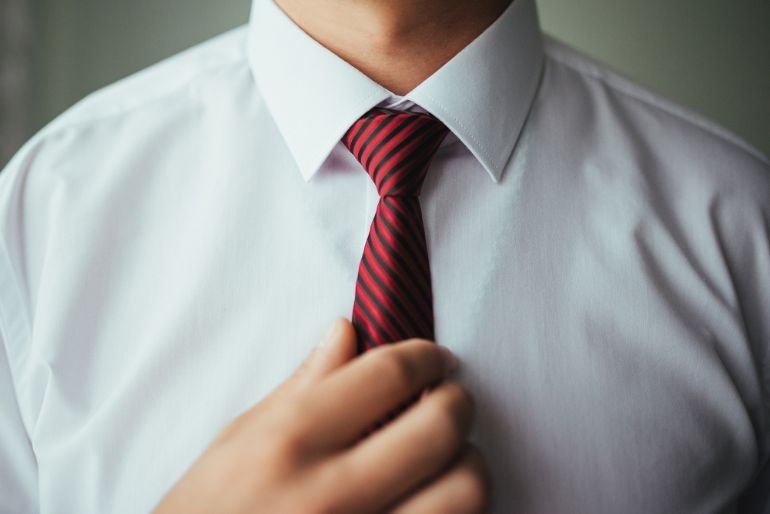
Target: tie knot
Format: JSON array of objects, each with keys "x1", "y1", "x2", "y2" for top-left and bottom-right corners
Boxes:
[{"x1": 342, "y1": 107, "x2": 449, "y2": 197}]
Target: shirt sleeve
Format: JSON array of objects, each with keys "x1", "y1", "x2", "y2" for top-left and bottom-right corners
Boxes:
[
  {"x1": 0, "y1": 136, "x2": 42, "y2": 512},
  {"x1": 0, "y1": 280, "x2": 38, "y2": 512},
  {"x1": 731, "y1": 158, "x2": 770, "y2": 512}
]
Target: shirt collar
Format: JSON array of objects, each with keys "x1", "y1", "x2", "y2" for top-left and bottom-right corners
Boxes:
[{"x1": 247, "y1": 0, "x2": 545, "y2": 183}]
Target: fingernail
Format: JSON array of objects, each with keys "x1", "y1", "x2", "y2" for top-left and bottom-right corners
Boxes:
[
  {"x1": 440, "y1": 346, "x2": 458, "y2": 373},
  {"x1": 318, "y1": 319, "x2": 341, "y2": 348}
]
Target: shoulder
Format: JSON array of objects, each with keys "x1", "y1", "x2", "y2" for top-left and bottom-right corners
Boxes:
[
  {"x1": 0, "y1": 24, "x2": 254, "y2": 329},
  {"x1": 1, "y1": 25, "x2": 251, "y2": 186},
  {"x1": 40, "y1": 25, "x2": 250, "y2": 134},
  {"x1": 536, "y1": 35, "x2": 769, "y2": 209},
  {"x1": 541, "y1": 34, "x2": 767, "y2": 163},
  {"x1": 0, "y1": 23, "x2": 255, "y2": 221}
]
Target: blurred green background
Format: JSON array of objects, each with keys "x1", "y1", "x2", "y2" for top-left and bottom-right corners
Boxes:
[{"x1": 6, "y1": 0, "x2": 770, "y2": 165}]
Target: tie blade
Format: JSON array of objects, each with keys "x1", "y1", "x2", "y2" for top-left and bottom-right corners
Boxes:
[{"x1": 344, "y1": 108, "x2": 444, "y2": 354}]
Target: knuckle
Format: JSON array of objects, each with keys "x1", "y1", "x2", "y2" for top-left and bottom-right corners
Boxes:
[
  {"x1": 422, "y1": 383, "x2": 476, "y2": 455},
  {"x1": 273, "y1": 424, "x2": 307, "y2": 461},
  {"x1": 455, "y1": 467, "x2": 490, "y2": 513},
  {"x1": 380, "y1": 348, "x2": 422, "y2": 389},
  {"x1": 427, "y1": 398, "x2": 465, "y2": 452},
  {"x1": 441, "y1": 381, "x2": 476, "y2": 423},
  {"x1": 450, "y1": 381, "x2": 476, "y2": 411},
  {"x1": 310, "y1": 460, "x2": 355, "y2": 512},
  {"x1": 457, "y1": 445, "x2": 491, "y2": 512},
  {"x1": 270, "y1": 404, "x2": 312, "y2": 459},
  {"x1": 408, "y1": 338, "x2": 446, "y2": 368},
  {"x1": 321, "y1": 457, "x2": 354, "y2": 488}
]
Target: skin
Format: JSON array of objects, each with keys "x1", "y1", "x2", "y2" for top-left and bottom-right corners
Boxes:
[
  {"x1": 273, "y1": 0, "x2": 514, "y2": 95},
  {"x1": 156, "y1": 2, "x2": 508, "y2": 510},
  {"x1": 154, "y1": 318, "x2": 489, "y2": 513}
]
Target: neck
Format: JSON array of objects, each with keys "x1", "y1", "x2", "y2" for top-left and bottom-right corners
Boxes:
[{"x1": 273, "y1": 0, "x2": 513, "y2": 96}]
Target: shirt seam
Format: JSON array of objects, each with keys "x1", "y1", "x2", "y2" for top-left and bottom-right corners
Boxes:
[
  {"x1": 545, "y1": 48, "x2": 769, "y2": 164},
  {"x1": 36, "y1": 54, "x2": 248, "y2": 146}
]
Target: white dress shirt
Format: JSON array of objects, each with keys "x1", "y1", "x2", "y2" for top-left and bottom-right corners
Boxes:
[{"x1": 1, "y1": 0, "x2": 769, "y2": 512}]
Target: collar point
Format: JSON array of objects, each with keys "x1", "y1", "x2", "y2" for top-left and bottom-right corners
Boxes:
[{"x1": 297, "y1": 161, "x2": 319, "y2": 183}]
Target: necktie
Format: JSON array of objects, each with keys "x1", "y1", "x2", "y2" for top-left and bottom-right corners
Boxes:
[{"x1": 342, "y1": 107, "x2": 450, "y2": 354}]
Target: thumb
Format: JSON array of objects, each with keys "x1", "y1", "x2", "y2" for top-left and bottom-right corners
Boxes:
[{"x1": 291, "y1": 317, "x2": 358, "y2": 386}]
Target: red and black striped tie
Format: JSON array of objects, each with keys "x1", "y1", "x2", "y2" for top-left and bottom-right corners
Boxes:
[{"x1": 342, "y1": 107, "x2": 450, "y2": 354}]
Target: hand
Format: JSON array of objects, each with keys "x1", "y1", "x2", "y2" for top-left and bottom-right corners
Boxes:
[{"x1": 153, "y1": 317, "x2": 489, "y2": 514}]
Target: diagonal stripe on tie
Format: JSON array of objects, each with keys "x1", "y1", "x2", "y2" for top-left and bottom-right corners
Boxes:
[
  {"x1": 342, "y1": 107, "x2": 449, "y2": 353},
  {"x1": 343, "y1": 106, "x2": 449, "y2": 434}
]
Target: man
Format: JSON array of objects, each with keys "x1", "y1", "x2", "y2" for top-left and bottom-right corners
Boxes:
[{"x1": 0, "y1": 0, "x2": 768, "y2": 512}]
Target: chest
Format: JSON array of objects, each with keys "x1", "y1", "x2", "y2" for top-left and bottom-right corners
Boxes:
[{"x1": 20, "y1": 149, "x2": 756, "y2": 513}]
